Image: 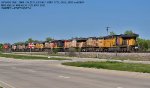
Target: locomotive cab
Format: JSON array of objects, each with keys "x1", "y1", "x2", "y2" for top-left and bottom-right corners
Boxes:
[{"x1": 118, "y1": 34, "x2": 139, "y2": 52}]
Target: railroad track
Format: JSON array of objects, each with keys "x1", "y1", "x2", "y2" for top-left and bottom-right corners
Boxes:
[{"x1": 11, "y1": 51, "x2": 150, "y2": 53}]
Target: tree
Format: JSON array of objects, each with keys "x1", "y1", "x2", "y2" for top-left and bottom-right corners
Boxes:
[
  {"x1": 46, "y1": 37, "x2": 53, "y2": 42},
  {"x1": 143, "y1": 41, "x2": 148, "y2": 51},
  {"x1": 0, "y1": 43, "x2": 3, "y2": 51},
  {"x1": 110, "y1": 31, "x2": 116, "y2": 35},
  {"x1": 147, "y1": 40, "x2": 150, "y2": 46},
  {"x1": 124, "y1": 30, "x2": 134, "y2": 35},
  {"x1": 34, "y1": 40, "x2": 40, "y2": 43},
  {"x1": 137, "y1": 38, "x2": 150, "y2": 51},
  {"x1": 25, "y1": 38, "x2": 34, "y2": 43}
]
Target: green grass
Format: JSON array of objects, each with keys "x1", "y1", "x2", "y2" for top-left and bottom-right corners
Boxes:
[
  {"x1": 0, "y1": 53, "x2": 70, "y2": 60},
  {"x1": 62, "y1": 61, "x2": 150, "y2": 73}
]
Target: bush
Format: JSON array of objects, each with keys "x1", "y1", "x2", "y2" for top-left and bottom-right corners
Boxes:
[
  {"x1": 137, "y1": 38, "x2": 149, "y2": 51},
  {"x1": 53, "y1": 48, "x2": 59, "y2": 54}
]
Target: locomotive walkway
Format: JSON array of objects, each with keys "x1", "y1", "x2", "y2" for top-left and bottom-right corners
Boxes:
[{"x1": 0, "y1": 57, "x2": 150, "y2": 88}]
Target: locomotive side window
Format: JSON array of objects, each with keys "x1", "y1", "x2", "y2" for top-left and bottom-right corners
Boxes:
[{"x1": 122, "y1": 39, "x2": 127, "y2": 45}]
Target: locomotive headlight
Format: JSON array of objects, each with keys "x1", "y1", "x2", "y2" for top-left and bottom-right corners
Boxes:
[{"x1": 135, "y1": 46, "x2": 138, "y2": 49}]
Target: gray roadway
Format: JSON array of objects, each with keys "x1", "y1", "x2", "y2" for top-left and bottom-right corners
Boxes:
[{"x1": 0, "y1": 57, "x2": 150, "y2": 88}]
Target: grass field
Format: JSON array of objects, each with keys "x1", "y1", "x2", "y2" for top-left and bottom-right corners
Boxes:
[
  {"x1": 62, "y1": 61, "x2": 150, "y2": 73},
  {"x1": 0, "y1": 53, "x2": 69, "y2": 60}
]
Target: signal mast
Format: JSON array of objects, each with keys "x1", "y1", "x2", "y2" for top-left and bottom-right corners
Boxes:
[{"x1": 106, "y1": 27, "x2": 110, "y2": 35}]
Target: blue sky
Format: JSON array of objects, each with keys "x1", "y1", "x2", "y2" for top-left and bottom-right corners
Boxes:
[{"x1": 0, "y1": 0, "x2": 150, "y2": 43}]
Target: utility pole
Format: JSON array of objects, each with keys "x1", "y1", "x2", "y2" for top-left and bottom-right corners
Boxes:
[{"x1": 106, "y1": 27, "x2": 110, "y2": 35}]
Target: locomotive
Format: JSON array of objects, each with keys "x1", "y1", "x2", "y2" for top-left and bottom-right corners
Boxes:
[{"x1": 2, "y1": 34, "x2": 139, "y2": 52}]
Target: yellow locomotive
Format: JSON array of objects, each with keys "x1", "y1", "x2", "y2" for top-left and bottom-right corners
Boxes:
[{"x1": 96, "y1": 34, "x2": 138, "y2": 52}]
